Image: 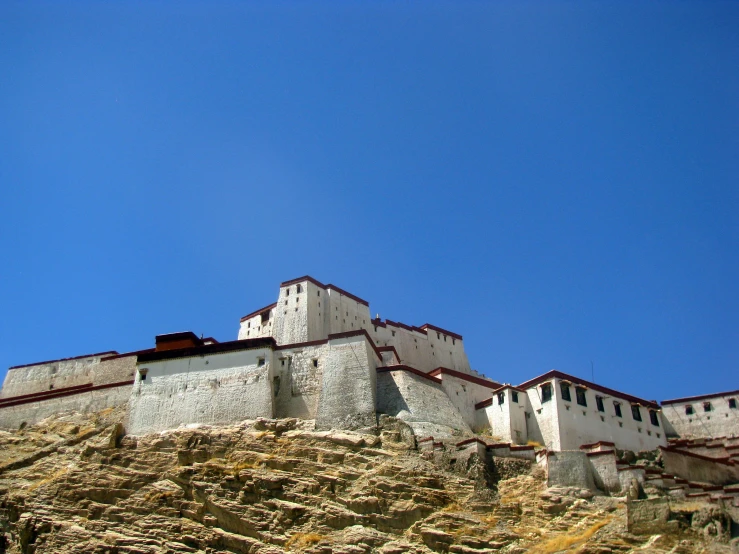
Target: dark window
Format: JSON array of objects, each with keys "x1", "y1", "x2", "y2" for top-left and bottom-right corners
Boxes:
[
  {"x1": 296, "y1": 285, "x2": 302, "y2": 293},
  {"x1": 497, "y1": 392, "x2": 505, "y2": 405},
  {"x1": 649, "y1": 410, "x2": 659, "y2": 426},
  {"x1": 576, "y1": 387, "x2": 587, "y2": 407},
  {"x1": 729, "y1": 398, "x2": 737, "y2": 409},
  {"x1": 703, "y1": 402, "x2": 712, "y2": 412},
  {"x1": 631, "y1": 404, "x2": 642, "y2": 421},
  {"x1": 685, "y1": 405, "x2": 694, "y2": 415},
  {"x1": 511, "y1": 391, "x2": 519, "y2": 403},
  {"x1": 614, "y1": 402, "x2": 622, "y2": 417},
  {"x1": 261, "y1": 311, "x2": 270, "y2": 324},
  {"x1": 596, "y1": 395, "x2": 605, "y2": 412},
  {"x1": 560, "y1": 382, "x2": 571, "y2": 402},
  {"x1": 317, "y1": 291, "x2": 320, "y2": 296},
  {"x1": 257, "y1": 357, "x2": 265, "y2": 367},
  {"x1": 312, "y1": 359, "x2": 318, "y2": 368},
  {"x1": 286, "y1": 289, "x2": 290, "y2": 296},
  {"x1": 541, "y1": 383, "x2": 552, "y2": 403}
]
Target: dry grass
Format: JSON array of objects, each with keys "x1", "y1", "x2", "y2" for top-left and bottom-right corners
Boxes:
[
  {"x1": 285, "y1": 532, "x2": 326, "y2": 550},
  {"x1": 527, "y1": 440, "x2": 544, "y2": 448},
  {"x1": 526, "y1": 517, "x2": 612, "y2": 553},
  {"x1": 442, "y1": 502, "x2": 463, "y2": 512},
  {"x1": 27, "y1": 468, "x2": 69, "y2": 492}
]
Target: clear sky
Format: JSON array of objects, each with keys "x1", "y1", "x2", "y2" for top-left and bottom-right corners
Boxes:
[{"x1": 1, "y1": 1, "x2": 736, "y2": 404}]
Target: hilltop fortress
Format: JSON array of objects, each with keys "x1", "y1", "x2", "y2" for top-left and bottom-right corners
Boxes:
[{"x1": 1, "y1": 276, "x2": 737, "y2": 456}]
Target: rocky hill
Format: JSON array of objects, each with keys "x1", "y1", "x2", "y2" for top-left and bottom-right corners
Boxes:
[{"x1": 0, "y1": 408, "x2": 734, "y2": 553}]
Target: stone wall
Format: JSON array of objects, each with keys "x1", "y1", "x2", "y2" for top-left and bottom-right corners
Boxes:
[
  {"x1": 661, "y1": 447, "x2": 739, "y2": 486},
  {"x1": 127, "y1": 347, "x2": 274, "y2": 435},
  {"x1": 545, "y1": 451, "x2": 596, "y2": 490},
  {"x1": 0, "y1": 384, "x2": 132, "y2": 430},
  {"x1": 662, "y1": 393, "x2": 739, "y2": 440},
  {"x1": 0, "y1": 352, "x2": 117, "y2": 399},
  {"x1": 315, "y1": 335, "x2": 378, "y2": 430},
  {"x1": 376, "y1": 368, "x2": 470, "y2": 436}
]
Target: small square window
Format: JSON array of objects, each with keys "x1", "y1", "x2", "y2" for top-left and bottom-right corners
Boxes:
[
  {"x1": 511, "y1": 391, "x2": 519, "y2": 403},
  {"x1": 685, "y1": 405, "x2": 694, "y2": 415},
  {"x1": 560, "y1": 382, "x2": 571, "y2": 402},
  {"x1": 704, "y1": 402, "x2": 712, "y2": 412},
  {"x1": 296, "y1": 285, "x2": 302, "y2": 293},
  {"x1": 596, "y1": 395, "x2": 605, "y2": 412},
  {"x1": 729, "y1": 398, "x2": 737, "y2": 409},
  {"x1": 497, "y1": 392, "x2": 505, "y2": 405},
  {"x1": 614, "y1": 402, "x2": 622, "y2": 418},
  {"x1": 257, "y1": 357, "x2": 265, "y2": 367},
  {"x1": 312, "y1": 359, "x2": 318, "y2": 368},
  {"x1": 649, "y1": 410, "x2": 660, "y2": 427},
  {"x1": 631, "y1": 404, "x2": 642, "y2": 421}
]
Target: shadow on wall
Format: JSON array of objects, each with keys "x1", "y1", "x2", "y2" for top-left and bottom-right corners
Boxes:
[{"x1": 376, "y1": 375, "x2": 411, "y2": 420}]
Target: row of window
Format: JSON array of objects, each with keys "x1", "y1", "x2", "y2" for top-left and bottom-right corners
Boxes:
[
  {"x1": 536, "y1": 381, "x2": 660, "y2": 426},
  {"x1": 685, "y1": 398, "x2": 736, "y2": 415}
]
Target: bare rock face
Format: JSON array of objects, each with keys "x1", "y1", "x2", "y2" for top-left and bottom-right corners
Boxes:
[{"x1": 0, "y1": 408, "x2": 733, "y2": 553}]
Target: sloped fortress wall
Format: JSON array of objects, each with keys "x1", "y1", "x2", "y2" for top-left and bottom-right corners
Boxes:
[
  {"x1": 315, "y1": 333, "x2": 379, "y2": 430},
  {"x1": 127, "y1": 343, "x2": 275, "y2": 435},
  {"x1": 376, "y1": 367, "x2": 471, "y2": 436},
  {"x1": 0, "y1": 353, "x2": 138, "y2": 430}
]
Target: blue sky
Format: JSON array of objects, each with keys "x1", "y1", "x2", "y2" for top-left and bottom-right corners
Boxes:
[{"x1": 1, "y1": 1, "x2": 736, "y2": 403}]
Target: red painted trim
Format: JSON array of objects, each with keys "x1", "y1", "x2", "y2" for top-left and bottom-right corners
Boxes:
[
  {"x1": 138, "y1": 337, "x2": 277, "y2": 364},
  {"x1": 487, "y1": 443, "x2": 513, "y2": 449},
  {"x1": 491, "y1": 383, "x2": 526, "y2": 393},
  {"x1": 327, "y1": 330, "x2": 384, "y2": 361},
  {"x1": 8, "y1": 351, "x2": 119, "y2": 370},
  {"x1": 239, "y1": 303, "x2": 278, "y2": 323},
  {"x1": 0, "y1": 383, "x2": 93, "y2": 405},
  {"x1": 280, "y1": 276, "x2": 370, "y2": 306},
  {"x1": 660, "y1": 446, "x2": 735, "y2": 466},
  {"x1": 456, "y1": 437, "x2": 487, "y2": 448},
  {"x1": 377, "y1": 346, "x2": 401, "y2": 362},
  {"x1": 376, "y1": 365, "x2": 442, "y2": 384},
  {"x1": 428, "y1": 367, "x2": 501, "y2": 389},
  {"x1": 475, "y1": 398, "x2": 493, "y2": 410},
  {"x1": 510, "y1": 445, "x2": 535, "y2": 451},
  {"x1": 371, "y1": 318, "x2": 428, "y2": 336},
  {"x1": 579, "y1": 441, "x2": 616, "y2": 450},
  {"x1": 100, "y1": 349, "x2": 155, "y2": 362},
  {"x1": 661, "y1": 389, "x2": 739, "y2": 405},
  {"x1": 0, "y1": 380, "x2": 133, "y2": 409},
  {"x1": 419, "y1": 324, "x2": 463, "y2": 341},
  {"x1": 586, "y1": 450, "x2": 616, "y2": 458},
  {"x1": 517, "y1": 370, "x2": 660, "y2": 410}
]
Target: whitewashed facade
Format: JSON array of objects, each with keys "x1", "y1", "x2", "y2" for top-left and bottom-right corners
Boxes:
[{"x1": 661, "y1": 390, "x2": 739, "y2": 440}]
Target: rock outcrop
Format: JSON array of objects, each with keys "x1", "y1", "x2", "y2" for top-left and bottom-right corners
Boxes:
[{"x1": 0, "y1": 408, "x2": 734, "y2": 553}]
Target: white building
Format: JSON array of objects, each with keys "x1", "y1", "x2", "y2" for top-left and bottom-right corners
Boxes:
[
  {"x1": 0, "y1": 275, "x2": 730, "y2": 456},
  {"x1": 661, "y1": 390, "x2": 739, "y2": 440},
  {"x1": 476, "y1": 370, "x2": 667, "y2": 453}
]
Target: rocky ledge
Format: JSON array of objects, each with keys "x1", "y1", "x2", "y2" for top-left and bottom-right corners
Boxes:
[{"x1": 0, "y1": 408, "x2": 735, "y2": 553}]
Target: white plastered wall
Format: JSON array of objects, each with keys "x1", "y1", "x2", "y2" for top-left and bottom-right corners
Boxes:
[
  {"x1": 536, "y1": 378, "x2": 666, "y2": 452},
  {"x1": 0, "y1": 353, "x2": 117, "y2": 399},
  {"x1": 662, "y1": 395, "x2": 739, "y2": 440},
  {"x1": 272, "y1": 342, "x2": 327, "y2": 420},
  {"x1": 370, "y1": 323, "x2": 471, "y2": 374},
  {"x1": 376, "y1": 369, "x2": 471, "y2": 435},
  {"x1": 315, "y1": 335, "x2": 378, "y2": 430},
  {"x1": 438, "y1": 374, "x2": 498, "y2": 430},
  {"x1": 483, "y1": 389, "x2": 530, "y2": 444},
  {"x1": 127, "y1": 347, "x2": 274, "y2": 435}
]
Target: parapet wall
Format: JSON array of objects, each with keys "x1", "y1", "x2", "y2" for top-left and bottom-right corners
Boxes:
[{"x1": 1, "y1": 352, "x2": 118, "y2": 399}]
